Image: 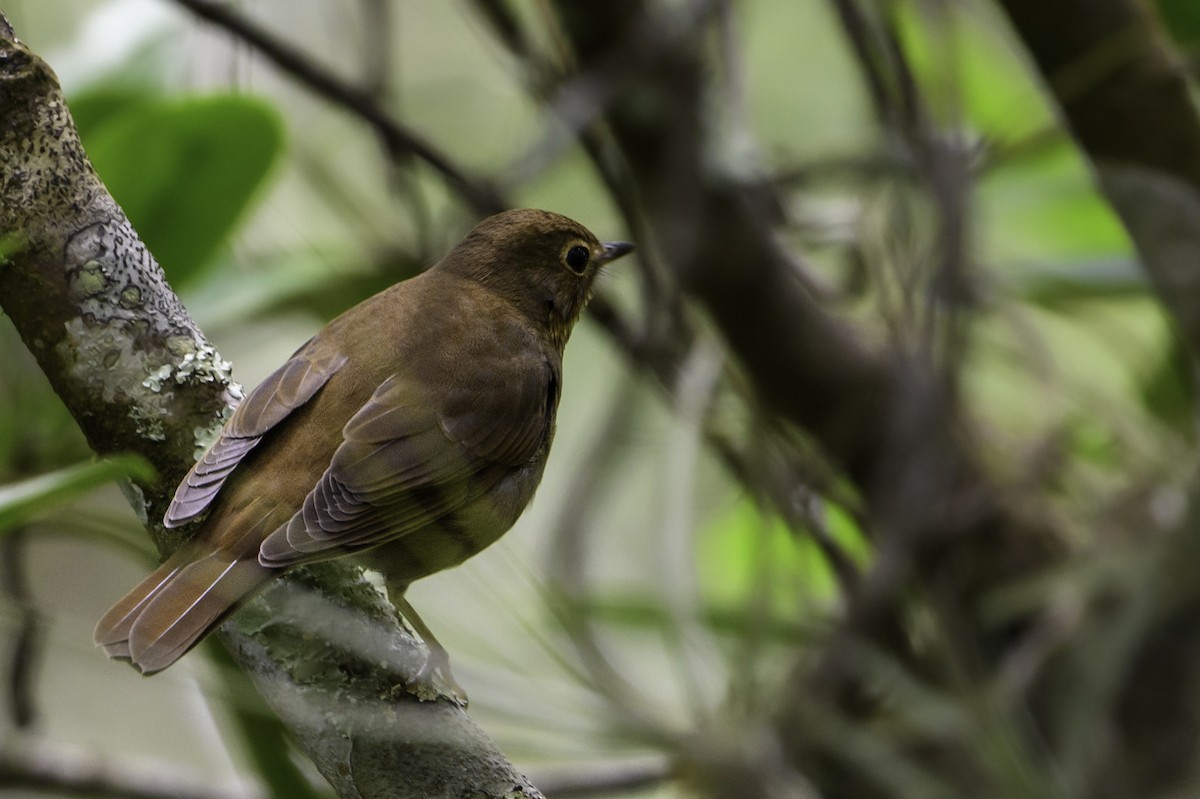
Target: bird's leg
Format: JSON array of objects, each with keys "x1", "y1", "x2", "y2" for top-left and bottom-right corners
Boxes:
[{"x1": 385, "y1": 585, "x2": 468, "y2": 705}]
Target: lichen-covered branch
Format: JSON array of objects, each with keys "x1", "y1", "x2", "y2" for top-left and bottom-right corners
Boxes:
[
  {"x1": 0, "y1": 17, "x2": 540, "y2": 799},
  {"x1": 0, "y1": 13, "x2": 228, "y2": 529}
]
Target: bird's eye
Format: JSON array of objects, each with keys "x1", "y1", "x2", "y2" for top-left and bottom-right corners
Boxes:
[{"x1": 564, "y1": 245, "x2": 590, "y2": 274}]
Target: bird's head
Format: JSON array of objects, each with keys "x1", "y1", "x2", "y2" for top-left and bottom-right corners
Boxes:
[{"x1": 440, "y1": 208, "x2": 635, "y2": 347}]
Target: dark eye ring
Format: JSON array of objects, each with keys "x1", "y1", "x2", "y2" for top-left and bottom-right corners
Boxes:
[{"x1": 565, "y1": 245, "x2": 589, "y2": 274}]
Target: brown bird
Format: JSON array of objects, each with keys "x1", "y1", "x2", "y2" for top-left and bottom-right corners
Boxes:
[{"x1": 94, "y1": 208, "x2": 633, "y2": 687}]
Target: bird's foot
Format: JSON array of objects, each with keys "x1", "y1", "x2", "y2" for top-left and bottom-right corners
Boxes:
[
  {"x1": 405, "y1": 643, "x2": 468, "y2": 706},
  {"x1": 386, "y1": 587, "x2": 469, "y2": 705}
]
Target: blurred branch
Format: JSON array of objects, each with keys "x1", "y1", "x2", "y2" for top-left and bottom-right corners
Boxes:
[
  {"x1": 169, "y1": 0, "x2": 506, "y2": 215},
  {"x1": 355, "y1": 0, "x2": 434, "y2": 249},
  {"x1": 829, "y1": 0, "x2": 925, "y2": 140},
  {"x1": 0, "y1": 737, "x2": 262, "y2": 799},
  {"x1": 532, "y1": 759, "x2": 673, "y2": 797},
  {"x1": 0, "y1": 16, "x2": 541, "y2": 799},
  {"x1": 467, "y1": 0, "x2": 538, "y2": 64},
  {"x1": 483, "y1": 1, "x2": 857, "y2": 556},
  {"x1": 500, "y1": 0, "x2": 721, "y2": 187},
  {"x1": 997, "y1": 0, "x2": 1200, "y2": 354},
  {"x1": 831, "y1": 0, "x2": 976, "y2": 361},
  {"x1": 359, "y1": 0, "x2": 390, "y2": 102},
  {"x1": 996, "y1": 0, "x2": 1200, "y2": 791},
  {"x1": 589, "y1": 293, "x2": 859, "y2": 574},
  {"x1": 0, "y1": 529, "x2": 41, "y2": 730},
  {"x1": 546, "y1": 1, "x2": 1069, "y2": 795},
  {"x1": 544, "y1": 375, "x2": 665, "y2": 732}
]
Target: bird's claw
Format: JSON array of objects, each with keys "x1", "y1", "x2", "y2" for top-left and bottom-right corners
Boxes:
[{"x1": 405, "y1": 645, "x2": 468, "y2": 706}]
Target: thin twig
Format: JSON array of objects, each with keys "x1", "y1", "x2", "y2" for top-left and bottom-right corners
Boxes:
[
  {"x1": 543, "y1": 374, "x2": 663, "y2": 734},
  {"x1": 169, "y1": 0, "x2": 506, "y2": 215},
  {"x1": 0, "y1": 737, "x2": 264, "y2": 799},
  {"x1": 532, "y1": 759, "x2": 673, "y2": 798},
  {"x1": 356, "y1": 0, "x2": 433, "y2": 246},
  {"x1": 359, "y1": 0, "x2": 390, "y2": 103},
  {"x1": 659, "y1": 338, "x2": 726, "y2": 724},
  {"x1": 500, "y1": 0, "x2": 722, "y2": 188},
  {"x1": 1, "y1": 528, "x2": 40, "y2": 730}
]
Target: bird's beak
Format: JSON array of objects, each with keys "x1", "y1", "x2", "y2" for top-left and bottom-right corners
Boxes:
[{"x1": 598, "y1": 241, "x2": 635, "y2": 264}]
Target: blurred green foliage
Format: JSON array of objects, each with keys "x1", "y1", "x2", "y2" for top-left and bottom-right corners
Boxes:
[
  {"x1": 0, "y1": 455, "x2": 154, "y2": 534},
  {"x1": 699, "y1": 498, "x2": 867, "y2": 623},
  {"x1": 72, "y1": 90, "x2": 284, "y2": 287},
  {"x1": 1155, "y1": 0, "x2": 1200, "y2": 50}
]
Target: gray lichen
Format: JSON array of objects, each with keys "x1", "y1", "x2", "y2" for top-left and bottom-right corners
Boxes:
[
  {"x1": 1, "y1": 29, "x2": 232, "y2": 486},
  {"x1": 192, "y1": 400, "x2": 238, "y2": 460},
  {"x1": 142, "y1": 342, "x2": 235, "y2": 391}
]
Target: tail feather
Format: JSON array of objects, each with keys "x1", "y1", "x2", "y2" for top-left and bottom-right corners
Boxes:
[
  {"x1": 94, "y1": 548, "x2": 275, "y2": 675},
  {"x1": 128, "y1": 555, "x2": 273, "y2": 674},
  {"x1": 94, "y1": 554, "x2": 188, "y2": 661}
]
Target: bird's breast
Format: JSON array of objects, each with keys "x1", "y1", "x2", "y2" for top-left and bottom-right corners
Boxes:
[{"x1": 359, "y1": 456, "x2": 548, "y2": 587}]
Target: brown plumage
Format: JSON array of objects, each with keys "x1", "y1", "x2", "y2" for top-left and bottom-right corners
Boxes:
[{"x1": 94, "y1": 209, "x2": 633, "y2": 678}]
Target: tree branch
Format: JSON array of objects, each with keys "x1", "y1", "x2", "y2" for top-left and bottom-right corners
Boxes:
[{"x1": 998, "y1": 0, "x2": 1200, "y2": 353}]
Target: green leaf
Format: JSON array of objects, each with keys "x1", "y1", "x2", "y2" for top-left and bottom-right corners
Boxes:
[
  {"x1": 979, "y1": 141, "x2": 1132, "y2": 268},
  {"x1": 698, "y1": 497, "x2": 868, "y2": 621},
  {"x1": 892, "y1": 2, "x2": 1053, "y2": 139},
  {"x1": 0, "y1": 456, "x2": 156, "y2": 534},
  {"x1": 67, "y1": 87, "x2": 159, "y2": 140},
  {"x1": 79, "y1": 94, "x2": 284, "y2": 288},
  {"x1": 1154, "y1": 0, "x2": 1200, "y2": 50}
]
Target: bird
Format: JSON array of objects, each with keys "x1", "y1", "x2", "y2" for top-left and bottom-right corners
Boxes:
[{"x1": 94, "y1": 208, "x2": 634, "y2": 692}]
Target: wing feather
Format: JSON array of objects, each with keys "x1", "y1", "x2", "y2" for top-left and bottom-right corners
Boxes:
[
  {"x1": 258, "y1": 355, "x2": 556, "y2": 568},
  {"x1": 164, "y1": 347, "x2": 348, "y2": 528}
]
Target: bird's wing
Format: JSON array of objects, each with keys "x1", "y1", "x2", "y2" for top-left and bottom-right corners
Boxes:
[
  {"x1": 259, "y1": 356, "x2": 556, "y2": 565},
  {"x1": 164, "y1": 346, "x2": 348, "y2": 527}
]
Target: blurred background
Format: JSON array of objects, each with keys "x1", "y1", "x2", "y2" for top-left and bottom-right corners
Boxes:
[{"x1": 2, "y1": 0, "x2": 1198, "y2": 797}]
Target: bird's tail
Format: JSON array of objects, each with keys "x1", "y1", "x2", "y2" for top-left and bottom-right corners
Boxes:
[{"x1": 94, "y1": 545, "x2": 275, "y2": 675}]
